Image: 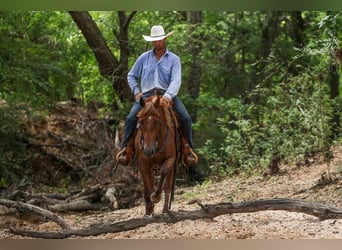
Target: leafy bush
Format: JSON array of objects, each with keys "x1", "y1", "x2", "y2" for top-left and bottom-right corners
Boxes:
[
  {"x1": 0, "y1": 103, "x2": 26, "y2": 187},
  {"x1": 198, "y1": 66, "x2": 335, "y2": 178}
]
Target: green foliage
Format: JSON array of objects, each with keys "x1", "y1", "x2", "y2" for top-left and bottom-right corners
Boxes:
[
  {"x1": 0, "y1": 104, "x2": 26, "y2": 186},
  {"x1": 199, "y1": 62, "x2": 335, "y2": 177},
  {"x1": 0, "y1": 11, "x2": 80, "y2": 108},
  {"x1": 196, "y1": 11, "x2": 341, "y2": 179},
  {"x1": 257, "y1": 73, "x2": 333, "y2": 162},
  {"x1": 76, "y1": 61, "x2": 114, "y2": 105},
  {"x1": 198, "y1": 11, "x2": 264, "y2": 98}
]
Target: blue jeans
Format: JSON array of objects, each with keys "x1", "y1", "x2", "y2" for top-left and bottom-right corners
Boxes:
[{"x1": 122, "y1": 94, "x2": 193, "y2": 148}]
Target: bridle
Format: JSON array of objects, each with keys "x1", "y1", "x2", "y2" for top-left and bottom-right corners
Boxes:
[{"x1": 137, "y1": 112, "x2": 171, "y2": 156}]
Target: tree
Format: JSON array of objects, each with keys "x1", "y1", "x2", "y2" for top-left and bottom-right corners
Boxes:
[
  {"x1": 0, "y1": 11, "x2": 79, "y2": 106},
  {"x1": 257, "y1": 11, "x2": 282, "y2": 85},
  {"x1": 185, "y1": 11, "x2": 202, "y2": 123},
  {"x1": 325, "y1": 12, "x2": 341, "y2": 140},
  {"x1": 69, "y1": 11, "x2": 136, "y2": 101}
]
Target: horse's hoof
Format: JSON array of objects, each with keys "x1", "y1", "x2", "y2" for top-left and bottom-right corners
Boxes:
[
  {"x1": 162, "y1": 209, "x2": 175, "y2": 216},
  {"x1": 150, "y1": 192, "x2": 161, "y2": 203}
]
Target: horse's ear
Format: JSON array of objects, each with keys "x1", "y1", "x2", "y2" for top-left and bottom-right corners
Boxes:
[{"x1": 140, "y1": 97, "x2": 145, "y2": 107}]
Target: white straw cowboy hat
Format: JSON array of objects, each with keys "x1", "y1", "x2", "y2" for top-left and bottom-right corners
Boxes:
[{"x1": 142, "y1": 25, "x2": 174, "y2": 42}]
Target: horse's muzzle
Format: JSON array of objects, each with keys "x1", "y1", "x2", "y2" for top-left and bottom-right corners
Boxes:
[{"x1": 143, "y1": 146, "x2": 156, "y2": 157}]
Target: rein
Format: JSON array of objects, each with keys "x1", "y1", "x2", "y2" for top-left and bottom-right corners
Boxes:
[{"x1": 156, "y1": 124, "x2": 170, "y2": 153}]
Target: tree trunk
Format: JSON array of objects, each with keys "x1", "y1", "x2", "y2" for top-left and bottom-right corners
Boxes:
[
  {"x1": 260, "y1": 12, "x2": 281, "y2": 60},
  {"x1": 258, "y1": 11, "x2": 282, "y2": 85},
  {"x1": 69, "y1": 11, "x2": 118, "y2": 77},
  {"x1": 185, "y1": 11, "x2": 202, "y2": 123},
  {"x1": 289, "y1": 11, "x2": 305, "y2": 48},
  {"x1": 327, "y1": 11, "x2": 341, "y2": 140},
  {"x1": 112, "y1": 11, "x2": 137, "y2": 101},
  {"x1": 69, "y1": 11, "x2": 134, "y2": 101},
  {"x1": 288, "y1": 11, "x2": 308, "y2": 76},
  {"x1": 328, "y1": 59, "x2": 341, "y2": 140}
]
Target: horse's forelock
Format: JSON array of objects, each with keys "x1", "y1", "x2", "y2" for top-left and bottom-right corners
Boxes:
[
  {"x1": 137, "y1": 101, "x2": 159, "y2": 120},
  {"x1": 137, "y1": 98, "x2": 173, "y2": 127}
]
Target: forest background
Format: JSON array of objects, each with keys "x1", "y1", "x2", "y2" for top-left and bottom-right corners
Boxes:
[{"x1": 0, "y1": 11, "x2": 341, "y2": 190}]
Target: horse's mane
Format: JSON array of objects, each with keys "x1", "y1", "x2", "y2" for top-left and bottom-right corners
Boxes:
[{"x1": 137, "y1": 96, "x2": 174, "y2": 127}]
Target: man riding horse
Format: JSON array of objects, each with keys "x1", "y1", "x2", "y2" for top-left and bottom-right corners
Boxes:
[{"x1": 116, "y1": 25, "x2": 198, "y2": 168}]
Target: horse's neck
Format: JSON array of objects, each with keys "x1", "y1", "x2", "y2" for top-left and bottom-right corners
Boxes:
[
  {"x1": 168, "y1": 108, "x2": 178, "y2": 128},
  {"x1": 158, "y1": 108, "x2": 169, "y2": 133}
]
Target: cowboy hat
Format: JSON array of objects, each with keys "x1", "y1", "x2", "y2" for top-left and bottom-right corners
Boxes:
[{"x1": 142, "y1": 25, "x2": 174, "y2": 42}]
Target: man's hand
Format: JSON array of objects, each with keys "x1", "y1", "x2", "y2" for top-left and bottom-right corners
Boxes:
[
  {"x1": 160, "y1": 96, "x2": 172, "y2": 108},
  {"x1": 135, "y1": 92, "x2": 143, "y2": 101}
]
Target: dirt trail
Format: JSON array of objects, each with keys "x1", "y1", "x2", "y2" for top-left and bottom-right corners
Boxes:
[{"x1": 1, "y1": 146, "x2": 342, "y2": 239}]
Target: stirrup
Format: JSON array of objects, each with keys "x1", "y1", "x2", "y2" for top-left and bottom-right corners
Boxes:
[
  {"x1": 182, "y1": 145, "x2": 198, "y2": 167},
  {"x1": 116, "y1": 148, "x2": 125, "y2": 161},
  {"x1": 116, "y1": 147, "x2": 131, "y2": 166}
]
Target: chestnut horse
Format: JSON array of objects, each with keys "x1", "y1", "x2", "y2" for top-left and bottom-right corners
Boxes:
[{"x1": 134, "y1": 95, "x2": 180, "y2": 215}]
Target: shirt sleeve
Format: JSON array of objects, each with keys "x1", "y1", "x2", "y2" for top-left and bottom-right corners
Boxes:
[
  {"x1": 127, "y1": 55, "x2": 143, "y2": 96},
  {"x1": 164, "y1": 55, "x2": 181, "y2": 100}
]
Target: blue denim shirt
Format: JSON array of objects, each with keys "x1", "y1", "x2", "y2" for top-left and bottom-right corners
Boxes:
[{"x1": 127, "y1": 48, "x2": 181, "y2": 100}]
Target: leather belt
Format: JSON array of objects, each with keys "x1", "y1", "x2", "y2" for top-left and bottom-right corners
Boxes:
[{"x1": 144, "y1": 88, "x2": 166, "y2": 96}]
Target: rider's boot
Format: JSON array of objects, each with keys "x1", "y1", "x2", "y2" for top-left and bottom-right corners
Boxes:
[
  {"x1": 116, "y1": 137, "x2": 134, "y2": 166},
  {"x1": 181, "y1": 136, "x2": 198, "y2": 167}
]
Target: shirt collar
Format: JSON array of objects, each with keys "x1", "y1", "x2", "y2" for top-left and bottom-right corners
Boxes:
[{"x1": 151, "y1": 48, "x2": 169, "y2": 57}]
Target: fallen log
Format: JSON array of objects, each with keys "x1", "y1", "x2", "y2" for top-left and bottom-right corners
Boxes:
[
  {"x1": 48, "y1": 199, "x2": 104, "y2": 212},
  {"x1": 2, "y1": 198, "x2": 342, "y2": 239},
  {"x1": 0, "y1": 198, "x2": 71, "y2": 230}
]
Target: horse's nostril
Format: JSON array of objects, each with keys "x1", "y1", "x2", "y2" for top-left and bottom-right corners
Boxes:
[{"x1": 144, "y1": 147, "x2": 155, "y2": 157}]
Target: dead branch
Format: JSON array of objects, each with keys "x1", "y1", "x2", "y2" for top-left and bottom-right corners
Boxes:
[
  {"x1": 48, "y1": 199, "x2": 103, "y2": 212},
  {"x1": 3, "y1": 198, "x2": 342, "y2": 239},
  {"x1": 0, "y1": 198, "x2": 71, "y2": 230}
]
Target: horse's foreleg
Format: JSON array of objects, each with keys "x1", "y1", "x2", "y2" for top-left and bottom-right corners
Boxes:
[
  {"x1": 150, "y1": 162, "x2": 171, "y2": 204},
  {"x1": 151, "y1": 159, "x2": 176, "y2": 214},
  {"x1": 150, "y1": 176, "x2": 165, "y2": 204},
  {"x1": 162, "y1": 166, "x2": 175, "y2": 213},
  {"x1": 162, "y1": 190, "x2": 171, "y2": 214},
  {"x1": 140, "y1": 167, "x2": 155, "y2": 216},
  {"x1": 144, "y1": 186, "x2": 155, "y2": 215}
]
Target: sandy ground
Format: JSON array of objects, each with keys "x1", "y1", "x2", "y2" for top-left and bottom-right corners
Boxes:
[{"x1": 1, "y1": 146, "x2": 342, "y2": 239}]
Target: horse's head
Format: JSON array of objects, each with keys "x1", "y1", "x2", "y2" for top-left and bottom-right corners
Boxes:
[{"x1": 137, "y1": 96, "x2": 165, "y2": 157}]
